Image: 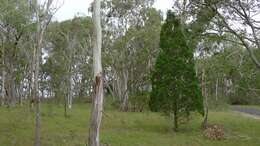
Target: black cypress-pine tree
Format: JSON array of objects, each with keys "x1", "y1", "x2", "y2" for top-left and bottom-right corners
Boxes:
[{"x1": 150, "y1": 11, "x2": 203, "y2": 130}]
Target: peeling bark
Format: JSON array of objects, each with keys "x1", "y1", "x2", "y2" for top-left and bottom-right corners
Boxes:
[
  {"x1": 88, "y1": 73, "x2": 103, "y2": 146},
  {"x1": 88, "y1": 0, "x2": 103, "y2": 146}
]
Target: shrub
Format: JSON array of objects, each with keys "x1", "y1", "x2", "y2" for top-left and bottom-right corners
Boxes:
[{"x1": 129, "y1": 91, "x2": 150, "y2": 112}]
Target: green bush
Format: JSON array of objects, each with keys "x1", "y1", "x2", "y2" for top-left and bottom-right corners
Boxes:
[{"x1": 129, "y1": 91, "x2": 150, "y2": 112}]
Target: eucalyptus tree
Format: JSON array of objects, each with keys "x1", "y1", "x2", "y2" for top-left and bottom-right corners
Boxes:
[
  {"x1": 189, "y1": 0, "x2": 260, "y2": 106},
  {"x1": 197, "y1": 42, "x2": 260, "y2": 105},
  {"x1": 30, "y1": 0, "x2": 58, "y2": 145},
  {"x1": 88, "y1": 0, "x2": 103, "y2": 146},
  {"x1": 202, "y1": 0, "x2": 260, "y2": 69},
  {"x1": 102, "y1": 0, "x2": 161, "y2": 111},
  {"x1": 43, "y1": 17, "x2": 93, "y2": 116},
  {"x1": 0, "y1": 0, "x2": 33, "y2": 106}
]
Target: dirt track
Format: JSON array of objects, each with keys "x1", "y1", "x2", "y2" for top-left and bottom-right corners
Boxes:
[{"x1": 232, "y1": 106, "x2": 260, "y2": 117}]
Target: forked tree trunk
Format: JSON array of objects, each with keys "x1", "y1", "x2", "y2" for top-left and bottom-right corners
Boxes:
[
  {"x1": 88, "y1": 0, "x2": 104, "y2": 146},
  {"x1": 33, "y1": 0, "x2": 55, "y2": 145}
]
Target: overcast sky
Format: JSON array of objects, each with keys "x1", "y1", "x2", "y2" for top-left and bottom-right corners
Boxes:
[{"x1": 53, "y1": 0, "x2": 173, "y2": 21}]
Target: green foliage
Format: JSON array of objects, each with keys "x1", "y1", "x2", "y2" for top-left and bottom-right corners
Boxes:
[
  {"x1": 197, "y1": 43, "x2": 260, "y2": 106},
  {"x1": 129, "y1": 91, "x2": 150, "y2": 112},
  {"x1": 150, "y1": 11, "x2": 204, "y2": 128},
  {"x1": 42, "y1": 17, "x2": 93, "y2": 100},
  {"x1": 102, "y1": 4, "x2": 162, "y2": 109},
  {"x1": 0, "y1": 0, "x2": 35, "y2": 105}
]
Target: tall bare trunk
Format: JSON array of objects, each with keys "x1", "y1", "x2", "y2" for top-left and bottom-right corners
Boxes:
[
  {"x1": 116, "y1": 73, "x2": 123, "y2": 102},
  {"x1": 68, "y1": 46, "x2": 73, "y2": 110},
  {"x1": 65, "y1": 71, "x2": 73, "y2": 117},
  {"x1": 88, "y1": 0, "x2": 104, "y2": 146},
  {"x1": 6, "y1": 64, "x2": 16, "y2": 107},
  {"x1": 68, "y1": 75, "x2": 73, "y2": 109},
  {"x1": 202, "y1": 69, "x2": 208, "y2": 129},
  {"x1": 173, "y1": 109, "x2": 178, "y2": 131},
  {"x1": 215, "y1": 78, "x2": 218, "y2": 102},
  {"x1": 33, "y1": 49, "x2": 40, "y2": 146},
  {"x1": 18, "y1": 83, "x2": 23, "y2": 106},
  {"x1": 120, "y1": 70, "x2": 128, "y2": 111},
  {"x1": 34, "y1": 17, "x2": 42, "y2": 146},
  {"x1": 1, "y1": 46, "x2": 5, "y2": 106},
  {"x1": 64, "y1": 91, "x2": 68, "y2": 117},
  {"x1": 30, "y1": 47, "x2": 36, "y2": 108},
  {"x1": 34, "y1": 0, "x2": 47, "y2": 144}
]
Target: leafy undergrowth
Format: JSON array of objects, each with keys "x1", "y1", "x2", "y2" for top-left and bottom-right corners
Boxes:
[{"x1": 0, "y1": 104, "x2": 260, "y2": 146}]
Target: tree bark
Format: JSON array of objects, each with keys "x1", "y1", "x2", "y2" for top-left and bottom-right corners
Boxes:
[
  {"x1": 215, "y1": 78, "x2": 218, "y2": 102},
  {"x1": 202, "y1": 69, "x2": 208, "y2": 129},
  {"x1": 34, "y1": 13, "x2": 42, "y2": 146},
  {"x1": 6, "y1": 64, "x2": 16, "y2": 107},
  {"x1": 120, "y1": 70, "x2": 129, "y2": 111},
  {"x1": 33, "y1": 1, "x2": 55, "y2": 145},
  {"x1": 30, "y1": 45, "x2": 36, "y2": 109},
  {"x1": 1, "y1": 46, "x2": 5, "y2": 106},
  {"x1": 64, "y1": 91, "x2": 68, "y2": 117},
  {"x1": 88, "y1": 0, "x2": 104, "y2": 146},
  {"x1": 173, "y1": 109, "x2": 178, "y2": 131},
  {"x1": 68, "y1": 75, "x2": 73, "y2": 109}
]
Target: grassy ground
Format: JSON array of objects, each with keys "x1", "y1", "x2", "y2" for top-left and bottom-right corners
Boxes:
[{"x1": 0, "y1": 104, "x2": 260, "y2": 146}]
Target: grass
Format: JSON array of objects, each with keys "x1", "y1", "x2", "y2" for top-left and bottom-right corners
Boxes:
[{"x1": 0, "y1": 103, "x2": 260, "y2": 146}]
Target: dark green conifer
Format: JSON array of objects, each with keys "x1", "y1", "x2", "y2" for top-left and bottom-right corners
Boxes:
[{"x1": 150, "y1": 11, "x2": 203, "y2": 130}]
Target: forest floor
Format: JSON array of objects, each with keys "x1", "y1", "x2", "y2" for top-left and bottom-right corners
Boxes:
[{"x1": 0, "y1": 104, "x2": 260, "y2": 146}]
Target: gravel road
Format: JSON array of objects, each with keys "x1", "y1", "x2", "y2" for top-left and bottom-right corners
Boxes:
[{"x1": 232, "y1": 106, "x2": 260, "y2": 117}]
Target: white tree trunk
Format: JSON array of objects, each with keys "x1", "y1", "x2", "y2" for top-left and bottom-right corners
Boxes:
[
  {"x1": 88, "y1": 0, "x2": 103, "y2": 146},
  {"x1": 68, "y1": 76, "x2": 73, "y2": 109},
  {"x1": 34, "y1": 0, "x2": 54, "y2": 145},
  {"x1": 30, "y1": 46, "x2": 36, "y2": 108},
  {"x1": 67, "y1": 37, "x2": 76, "y2": 110},
  {"x1": 34, "y1": 10, "x2": 42, "y2": 146}
]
